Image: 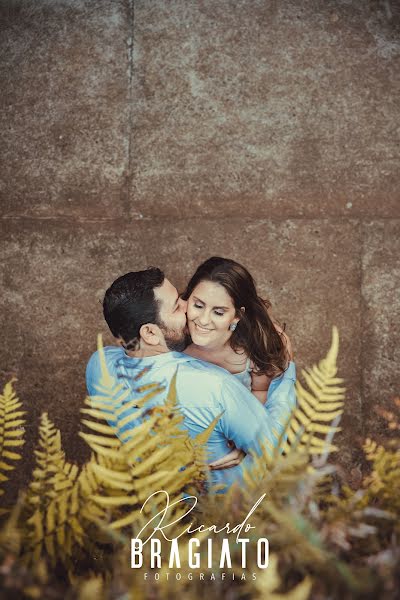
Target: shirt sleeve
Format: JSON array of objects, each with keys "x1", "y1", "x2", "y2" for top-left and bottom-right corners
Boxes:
[
  {"x1": 85, "y1": 350, "x2": 125, "y2": 424},
  {"x1": 86, "y1": 350, "x2": 120, "y2": 401},
  {"x1": 216, "y1": 365, "x2": 297, "y2": 472},
  {"x1": 86, "y1": 351, "x2": 102, "y2": 398},
  {"x1": 265, "y1": 361, "x2": 297, "y2": 441},
  {"x1": 217, "y1": 376, "x2": 280, "y2": 460}
]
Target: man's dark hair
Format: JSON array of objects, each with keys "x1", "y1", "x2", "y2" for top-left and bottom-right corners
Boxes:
[{"x1": 103, "y1": 268, "x2": 165, "y2": 350}]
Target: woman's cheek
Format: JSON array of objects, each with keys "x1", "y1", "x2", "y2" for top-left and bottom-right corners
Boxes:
[{"x1": 222, "y1": 316, "x2": 231, "y2": 329}]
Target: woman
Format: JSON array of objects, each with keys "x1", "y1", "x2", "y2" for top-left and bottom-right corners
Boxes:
[{"x1": 181, "y1": 256, "x2": 294, "y2": 404}]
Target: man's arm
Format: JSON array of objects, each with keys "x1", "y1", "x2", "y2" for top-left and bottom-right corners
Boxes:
[
  {"x1": 86, "y1": 351, "x2": 102, "y2": 398},
  {"x1": 85, "y1": 349, "x2": 130, "y2": 430},
  {"x1": 265, "y1": 362, "x2": 296, "y2": 439},
  {"x1": 214, "y1": 367, "x2": 296, "y2": 471},
  {"x1": 86, "y1": 350, "x2": 121, "y2": 401},
  {"x1": 216, "y1": 376, "x2": 285, "y2": 456}
]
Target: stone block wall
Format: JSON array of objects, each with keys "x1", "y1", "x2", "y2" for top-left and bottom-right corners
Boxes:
[{"x1": 1, "y1": 0, "x2": 399, "y2": 488}]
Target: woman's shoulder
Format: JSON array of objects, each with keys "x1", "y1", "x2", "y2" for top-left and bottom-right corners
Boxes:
[
  {"x1": 185, "y1": 343, "x2": 249, "y2": 374},
  {"x1": 224, "y1": 346, "x2": 250, "y2": 372}
]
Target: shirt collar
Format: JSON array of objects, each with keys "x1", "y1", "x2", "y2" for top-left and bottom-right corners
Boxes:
[{"x1": 121, "y1": 350, "x2": 193, "y2": 366}]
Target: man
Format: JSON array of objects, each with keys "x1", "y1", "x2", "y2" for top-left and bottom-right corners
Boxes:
[{"x1": 86, "y1": 268, "x2": 296, "y2": 491}]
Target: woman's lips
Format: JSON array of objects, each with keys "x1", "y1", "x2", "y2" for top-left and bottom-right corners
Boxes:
[{"x1": 192, "y1": 322, "x2": 214, "y2": 334}]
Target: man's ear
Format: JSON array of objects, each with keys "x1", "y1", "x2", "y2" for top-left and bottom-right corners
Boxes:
[{"x1": 139, "y1": 323, "x2": 162, "y2": 346}]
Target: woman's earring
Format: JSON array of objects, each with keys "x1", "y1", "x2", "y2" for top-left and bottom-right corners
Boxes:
[{"x1": 229, "y1": 322, "x2": 238, "y2": 331}]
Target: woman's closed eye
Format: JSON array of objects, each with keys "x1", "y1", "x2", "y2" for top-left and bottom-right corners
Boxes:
[{"x1": 193, "y1": 302, "x2": 224, "y2": 316}]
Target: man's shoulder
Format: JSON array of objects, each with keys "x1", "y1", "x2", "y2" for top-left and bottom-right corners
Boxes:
[
  {"x1": 176, "y1": 357, "x2": 256, "y2": 412},
  {"x1": 86, "y1": 345, "x2": 125, "y2": 374}
]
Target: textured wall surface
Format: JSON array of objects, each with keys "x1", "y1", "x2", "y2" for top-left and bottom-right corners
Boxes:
[{"x1": 1, "y1": 0, "x2": 399, "y2": 488}]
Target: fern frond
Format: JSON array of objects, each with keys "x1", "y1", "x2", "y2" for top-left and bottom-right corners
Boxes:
[
  {"x1": 23, "y1": 415, "x2": 110, "y2": 567},
  {"x1": 26, "y1": 414, "x2": 74, "y2": 510},
  {"x1": 362, "y1": 438, "x2": 400, "y2": 513},
  {"x1": 24, "y1": 457, "x2": 108, "y2": 567},
  {"x1": 281, "y1": 326, "x2": 345, "y2": 458},
  {"x1": 0, "y1": 490, "x2": 25, "y2": 557},
  {"x1": 79, "y1": 336, "x2": 219, "y2": 536},
  {"x1": 0, "y1": 379, "x2": 25, "y2": 500}
]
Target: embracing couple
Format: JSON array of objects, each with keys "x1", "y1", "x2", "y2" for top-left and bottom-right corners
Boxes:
[{"x1": 86, "y1": 257, "x2": 296, "y2": 492}]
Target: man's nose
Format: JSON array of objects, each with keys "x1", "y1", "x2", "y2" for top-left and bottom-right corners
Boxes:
[{"x1": 179, "y1": 298, "x2": 188, "y2": 312}]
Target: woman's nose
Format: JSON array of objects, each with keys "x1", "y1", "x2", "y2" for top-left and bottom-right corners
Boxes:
[{"x1": 198, "y1": 311, "x2": 211, "y2": 325}]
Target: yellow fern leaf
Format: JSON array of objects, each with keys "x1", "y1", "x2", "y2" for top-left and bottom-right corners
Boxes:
[
  {"x1": 283, "y1": 326, "x2": 345, "y2": 458},
  {"x1": 80, "y1": 419, "x2": 119, "y2": 436},
  {"x1": 0, "y1": 379, "x2": 25, "y2": 498},
  {"x1": 128, "y1": 446, "x2": 171, "y2": 475},
  {"x1": 92, "y1": 495, "x2": 138, "y2": 507}
]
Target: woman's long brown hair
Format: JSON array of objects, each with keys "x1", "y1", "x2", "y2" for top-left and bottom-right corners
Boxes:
[{"x1": 181, "y1": 257, "x2": 290, "y2": 378}]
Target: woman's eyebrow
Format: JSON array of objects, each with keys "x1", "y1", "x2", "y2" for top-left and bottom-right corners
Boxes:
[{"x1": 193, "y1": 295, "x2": 230, "y2": 310}]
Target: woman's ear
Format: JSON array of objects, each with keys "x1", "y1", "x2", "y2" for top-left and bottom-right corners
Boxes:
[{"x1": 240, "y1": 306, "x2": 246, "y2": 313}]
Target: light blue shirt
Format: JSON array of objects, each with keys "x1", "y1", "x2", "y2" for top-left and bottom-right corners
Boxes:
[{"x1": 86, "y1": 347, "x2": 296, "y2": 492}]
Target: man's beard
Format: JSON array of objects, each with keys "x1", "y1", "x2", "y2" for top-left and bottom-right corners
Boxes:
[{"x1": 159, "y1": 322, "x2": 188, "y2": 352}]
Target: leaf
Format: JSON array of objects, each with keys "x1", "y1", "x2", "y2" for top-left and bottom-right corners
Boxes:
[
  {"x1": 283, "y1": 327, "x2": 345, "y2": 460},
  {"x1": 193, "y1": 411, "x2": 224, "y2": 447}
]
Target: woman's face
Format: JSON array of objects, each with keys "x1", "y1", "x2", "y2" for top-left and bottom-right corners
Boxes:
[{"x1": 187, "y1": 280, "x2": 239, "y2": 349}]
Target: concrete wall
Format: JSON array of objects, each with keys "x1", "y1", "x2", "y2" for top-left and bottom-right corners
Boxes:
[{"x1": 1, "y1": 0, "x2": 399, "y2": 487}]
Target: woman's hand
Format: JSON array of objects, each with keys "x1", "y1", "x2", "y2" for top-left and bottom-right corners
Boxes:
[{"x1": 208, "y1": 444, "x2": 246, "y2": 470}]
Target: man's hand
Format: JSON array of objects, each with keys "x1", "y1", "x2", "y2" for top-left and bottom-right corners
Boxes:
[{"x1": 208, "y1": 444, "x2": 246, "y2": 470}]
